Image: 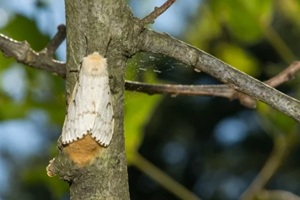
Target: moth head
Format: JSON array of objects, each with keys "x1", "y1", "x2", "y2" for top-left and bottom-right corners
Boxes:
[{"x1": 82, "y1": 52, "x2": 107, "y2": 76}]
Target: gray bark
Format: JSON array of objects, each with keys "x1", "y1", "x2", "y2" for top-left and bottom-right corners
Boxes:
[{"x1": 56, "y1": 0, "x2": 134, "y2": 199}]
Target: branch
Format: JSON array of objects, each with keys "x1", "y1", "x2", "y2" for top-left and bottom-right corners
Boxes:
[
  {"x1": 0, "y1": 26, "x2": 65, "y2": 77},
  {"x1": 265, "y1": 61, "x2": 300, "y2": 87},
  {"x1": 138, "y1": 29, "x2": 300, "y2": 122},
  {"x1": 1, "y1": 32, "x2": 300, "y2": 110},
  {"x1": 43, "y1": 24, "x2": 66, "y2": 57},
  {"x1": 125, "y1": 80, "x2": 232, "y2": 96},
  {"x1": 125, "y1": 61, "x2": 300, "y2": 108},
  {"x1": 140, "y1": 0, "x2": 176, "y2": 26}
]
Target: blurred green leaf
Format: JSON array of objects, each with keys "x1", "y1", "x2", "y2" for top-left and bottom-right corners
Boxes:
[
  {"x1": 257, "y1": 102, "x2": 297, "y2": 136},
  {"x1": 125, "y1": 92, "x2": 162, "y2": 165},
  {"x1": 23, "y1": 162, "x2": 68, "y2": 199},
  {"x1": 125, "y1": 54, "x2": 163, "y2": 164},
  {"x1": 277, "y1": 0, "x2": 300, "y2": 27},
  {"x1": 215, "y1": 42, "x2": 260, "y2": 76},
  {"x1": 185, "y1": 4, "x2": 221, "y2": 50},
  {"x1": 1, "y1": 14, "x2": 49, "y2": 51},
  {"x1": 0, "y1": 14, "x2": 65, "y2": 123},
  {"x1": 211, "y1": 0, "x2": 273, "y2": 43}
]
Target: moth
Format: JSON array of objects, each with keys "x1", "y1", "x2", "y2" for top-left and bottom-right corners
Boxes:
[{"x1": 61, "y1": 52, "x2": 114, "y2": 147}]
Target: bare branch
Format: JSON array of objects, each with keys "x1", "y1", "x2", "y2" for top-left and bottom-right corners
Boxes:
[
  {"x1": 126, "y1": 81, "x2": 234, "y2": 97},
  {"x1": 1, "y1": 32, "x2": 300, "y2": 110},
  {"x1": 0, "y1": 29, "x2": 65, "y2": 77},
  {"x1": 126, "y1": 61, "x2": 300, "y2": 108},
  {"x1": 140, "y1": 0, "x2": 176, "y2": 26},
  {"x1": 43, "y1": 24, "x2": 66, "y2": 57},
  {"x1": 265, "y1": 61, "x2": 300, "y2": 87},
  {"x1": 138, "y1": 29, "x2": 300, "y2": 122}
]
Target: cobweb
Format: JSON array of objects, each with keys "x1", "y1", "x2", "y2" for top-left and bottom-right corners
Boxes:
[
  {"x1": 125, "y1": 52, "x2": 219, "y2": 101},
  {"x1": 126, "y1": 52, "x2": 202, "y2": 85}
]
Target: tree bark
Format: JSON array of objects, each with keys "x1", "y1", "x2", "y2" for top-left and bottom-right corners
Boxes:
[{"x1": 51, "y1": 0, "x2": 133, "y2": 199}]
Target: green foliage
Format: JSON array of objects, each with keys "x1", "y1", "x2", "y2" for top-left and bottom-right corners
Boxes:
[
  {"x1": 185, "y1": 4, "x2": 221, "y2": 50},
  {"x1": 125, "y1": 91, "x2": 162, "y2": 164},
  {"x1": 0, "y1": 14, "x2": 49, "y2": 76},
  {"x1": 125, "y1": 54, "x2": 163, "y2": 164},
  {"x1": 186, "y1": 0, "x2": 274, "y2": 75},
  {"x1": 257, "y1": 102, "x2": 298, "y2": 136},
  {"x1": 211, "y1": 0, "x2": 273, "y2": 43},
  {"x1": 0, "y1": 15, "x2": 65, "y2": 122},
  {"x1": 1, "y1": 14, "x2": 49, "y2": 50},
  {"x1": 214, "y1": 42, "x2": 260, "y2": 76},
  {"x1": 0, "y1": 14, "x2": 66, "y2": 199},
  {"x1": 22, "y1": 161, "x2": 68, "y2": 199},
  {"x1": 277, "y1": 0, "x2": 300, "y2": 28}
]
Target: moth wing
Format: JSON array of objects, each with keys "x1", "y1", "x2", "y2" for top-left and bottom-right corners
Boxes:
[
  {"x1": 61, "y1": 73, "x2": 114, "y2": 146},
  {"x1": 61, "y1": 75, "x2": 100, "y2": 144},
  {"x1": 61, "y1": 81, "x2": 84, "y2": 144},
  {"x1": 90, "y1": 75, "x2": 114, "y2": 147}
]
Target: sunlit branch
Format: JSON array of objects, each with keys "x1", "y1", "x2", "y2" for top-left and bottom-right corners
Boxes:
[{"x1": 0, "y1": 26, "x2": 65, "y2": 77}]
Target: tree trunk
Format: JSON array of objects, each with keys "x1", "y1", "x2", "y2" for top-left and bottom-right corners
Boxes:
[{"x1": 50, "y1": 0, "x2": 133, "y2": 199}]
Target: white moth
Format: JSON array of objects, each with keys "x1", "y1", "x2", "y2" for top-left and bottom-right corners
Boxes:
[{"x1": 61, "y1": 52, "x2": 114, "y2": 147}]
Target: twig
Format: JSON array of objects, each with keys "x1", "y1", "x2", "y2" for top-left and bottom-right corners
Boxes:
[
  {"x1": 125, "y1": 80, "x2": 234, "y2": 96},
  {"x1": 265, "y1": 61, "x2": 300, "y2": 87},
  {"x1": 125, "y1": 81, "x2": 255, "y2": 107},
  {"x1": 43, "y1": 24, "x2": 66, "y2": 56},
  {"x1": 140, "y1": 0, "x2": 175, "y2": 26}
]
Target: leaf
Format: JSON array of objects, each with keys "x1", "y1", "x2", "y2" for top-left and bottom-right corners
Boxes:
[
  {"x1": 185, "y1": 4, "x2": 222, "y2": 50},
  {"x1": 211, "y1": 0, "x2": 274, "y2": 43},
  {"x1": 277, "y1": 0, "x2": 300, "y2": 27},
  {"x1": 125, "y1": 92, "x2": 162, "y2": 165},
  {"x1": 125, "y1": 54, "x2": 163, "y2": 165},
  {"x1": 257, "y1": 102, "x2": 297, "y2": 136},
  {"x1": 1, "y1": 14, "x2": 49, "y2": 51},
  {"x1": 215, "y1": 43, "x2": 260, "y2": 76}
]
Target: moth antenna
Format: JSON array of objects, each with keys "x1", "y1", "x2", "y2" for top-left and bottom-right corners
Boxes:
[
  {"x1": 104, "y1": 36, "x2": 112, "y2": 58},
  {"x1": 84, "y1": 35, "x2": 89, "y2": 56}
]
